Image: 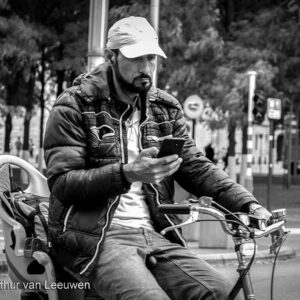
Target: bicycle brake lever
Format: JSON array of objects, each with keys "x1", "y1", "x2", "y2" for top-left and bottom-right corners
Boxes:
[{"x1": 160, "y1": 210, "x2": 200, "y2": 235}]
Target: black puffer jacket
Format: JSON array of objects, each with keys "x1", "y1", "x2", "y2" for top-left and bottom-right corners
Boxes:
[{"x1": 44, "y1": 63, "x2": 257, "y2": 277}]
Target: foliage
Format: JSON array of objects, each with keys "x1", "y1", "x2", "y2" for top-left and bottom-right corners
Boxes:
[
  {"x1": 1, "y1": 0, "x2": 300, "y2": 133},
  {"x1": 216, "y1": 1, "x2": 300, "y2": 127},
  {"x1": 0, "y1": 3, "x2": 42, "y2": 133},
  {"x1": 158, "y1": 0, "x2": 223, "y2": 102},
  {"x1": 7, "y1": 0, "x2": 89, "y2": 91}
]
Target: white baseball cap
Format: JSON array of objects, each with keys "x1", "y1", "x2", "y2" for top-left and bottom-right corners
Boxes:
[{"x1": 106, "y1": 16, "x2": 167, "y2": 59}]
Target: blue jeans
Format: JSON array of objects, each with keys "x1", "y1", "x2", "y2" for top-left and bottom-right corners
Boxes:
[{"x1": 88, "y1": 224, "x2": 233, "y2": 300}]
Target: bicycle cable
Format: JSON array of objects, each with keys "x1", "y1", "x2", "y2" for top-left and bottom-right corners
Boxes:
[
  {"x1": 211, "y1": 201, "x2": 258, "y2": 299},
  {"x1": 211, "y1": 200, "x2": 290, "y2": 300},
  {"x1": 187, "y1": 211, "x2": 257, "y2": 284},
  {"x1": 270, "y1": 231, "x2": 289, "y2": 300}
]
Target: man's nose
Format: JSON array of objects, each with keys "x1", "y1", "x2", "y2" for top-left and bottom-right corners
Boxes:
[{"x1": 139, "y1": 58, "x2": 152, "y2": 75}]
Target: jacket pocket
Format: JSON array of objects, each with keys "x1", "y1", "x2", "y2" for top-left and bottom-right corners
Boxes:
[
  {"x1": 89, "y1": 125, "x2": 118, "y2": 158},
  {"x1": 142, "y1": 120, "x2": 175, "y2": 148}
]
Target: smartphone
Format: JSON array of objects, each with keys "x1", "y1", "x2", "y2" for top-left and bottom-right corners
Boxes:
[{"x1": 157, "y1": 138, "x2": 185, "y2": 158}]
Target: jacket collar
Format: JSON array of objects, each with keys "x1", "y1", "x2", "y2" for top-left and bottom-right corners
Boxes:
[
  {"x1": 72, "y1": 63, "x2": 178, "y2": 110},
  {"x1": 72, "y1": 63, "x2": 141, "y2": 108}
]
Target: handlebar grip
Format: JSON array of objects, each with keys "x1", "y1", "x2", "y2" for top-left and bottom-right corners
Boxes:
[{"x1": 158, "y1": 204, "x2": 191, "y2": 214}]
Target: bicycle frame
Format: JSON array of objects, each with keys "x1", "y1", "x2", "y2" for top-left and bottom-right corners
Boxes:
[{"x1": 158, "y1": 197, "x2": 289, "y2": 300}]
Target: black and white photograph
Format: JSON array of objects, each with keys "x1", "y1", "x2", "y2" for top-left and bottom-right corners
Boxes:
[{"x1": 0, "y1": 1, "x2": 299, "y2": 299}]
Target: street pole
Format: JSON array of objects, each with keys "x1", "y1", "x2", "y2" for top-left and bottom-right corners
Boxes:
[
  {"x1": 150, "y1": 0, "x2": 160, "y2": 87},
  {"x1": 245, "y1": 71, "x2": 257, "y2": 193},
  {"x1": 192, "y1": 120, "x2": 196, "y2": 140},
  {"x1": 287, "y1": 102, "x2": 293, "y2": 188},
  {"x1": 267, "y1": 119, "x2": 274, "y2": 211},
  {"x1": 293, "y1": 107, "x2": 299, "y2": 181},
  {"x1": 259, "y1": 134, "x2": 263, "y2": 173},
  {"x1": 87, "y1": 0, "x2": 109, "y2": 72}
]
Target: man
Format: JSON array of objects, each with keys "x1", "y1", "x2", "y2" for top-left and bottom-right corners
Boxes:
[
  {"x1": 204, "y1": 143, "x2": 215, "y2": 162},
  {"x1": 15, "y1": 136, "x2": 22, "y2": 157},
  {"x1": 44, "y1": 16, "x2": 271, "y2": 300}
]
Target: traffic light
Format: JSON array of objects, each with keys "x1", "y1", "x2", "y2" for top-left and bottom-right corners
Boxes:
[{"x1": 252, "y1": 91, "x2": 266, "y2": 124}]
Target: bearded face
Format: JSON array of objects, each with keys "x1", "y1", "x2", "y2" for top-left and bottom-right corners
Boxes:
[{"x1": 111, "y1": 50, "x2": 155, "y2": 94}]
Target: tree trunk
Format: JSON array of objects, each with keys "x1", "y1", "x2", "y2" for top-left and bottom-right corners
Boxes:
[
  {"x1": 22, "y1": 109, "x2": 31, "y2": 162},
  {"x1": 56, "y1": 70, "x2": 65, "y2": 97},
  {"x1": 66, "y1": 70, "x2": 76, "y2": 88},
  {"x1": 227, "y1": 119, "x2": 237, "y2": 182},
  {"x1": 239, "y1": 123, "x2": 248, "y2": 186},
  {"x1": 225, "y1": 0, "x2": 235, "y2": 29},
  {"x1": 22, "y1": 65, "x2": 36, "y2": 162},
  {"x1": 56, "y1": 43, "x2": 65, "y2": 97},
  {"x1": 38, "y1": 46, "x2": 46, "y2": 172},
  {"x1": 4, "y1": 112, "x2": 12, "y2": 153}
]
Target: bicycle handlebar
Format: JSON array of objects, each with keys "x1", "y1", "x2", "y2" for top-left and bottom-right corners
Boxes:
[
  {"x1": 157, "y1": 204, "x2": 192, "y2": 214},
  {"x1": 158, "y1": 200, "x2": 288, "y2": 238}
]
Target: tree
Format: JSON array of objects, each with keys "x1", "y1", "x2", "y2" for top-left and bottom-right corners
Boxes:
[
  {"x1": 0, "y1": 3, "x2": 40, "y2": 154},
  {"x1": 5, "y1": 0, "x2": 89, "y2": 168},
  {"x1": 216, "y1": 1, "x2": 300, "y2": 183},
  {"x1": 8, "y1": 0, "x2": 89, "y2": 95}
]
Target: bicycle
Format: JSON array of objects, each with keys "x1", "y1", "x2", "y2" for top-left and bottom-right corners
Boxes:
[{"x1": 158, "y1": 197, "x2": 289, "y2": 300}]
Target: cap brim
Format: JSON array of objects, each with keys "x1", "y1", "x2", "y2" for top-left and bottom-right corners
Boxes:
[{"x1": 120, "y1": 41, "x2": 167, "y2": 59}]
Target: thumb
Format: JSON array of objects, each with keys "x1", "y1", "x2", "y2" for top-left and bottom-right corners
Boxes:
[{"x1": 139, "y1": 147, "x2": 159, "y2": 158}]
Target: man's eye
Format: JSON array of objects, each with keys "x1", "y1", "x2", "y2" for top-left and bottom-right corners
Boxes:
[
  {"x1": 128, "y1": 57, "x2": 139, "y2": 62},
  {"x1": 148, "y1": 55, "x2": 156, "y2": 61}
]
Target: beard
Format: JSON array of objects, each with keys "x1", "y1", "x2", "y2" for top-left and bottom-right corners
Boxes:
[{"x1": 114, "y1": 61, "x2": 152, "y2": 94}]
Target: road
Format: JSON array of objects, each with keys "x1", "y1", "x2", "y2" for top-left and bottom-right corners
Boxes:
[{"x1": 215, "y1": 255, "x2": 300, "y2": 300}]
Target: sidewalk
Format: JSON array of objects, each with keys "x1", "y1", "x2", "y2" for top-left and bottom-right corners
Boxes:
[{"x1": 188, "y1": 236, "x2": 297, "y2": 265}]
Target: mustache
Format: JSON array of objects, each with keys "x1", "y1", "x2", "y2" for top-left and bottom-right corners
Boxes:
[
  {"x1": 133, "y1": 74, "x2": 152, "y2": 89},
  {"x1": 134, "y1": 74, "x2": 152, "y2": 80}
]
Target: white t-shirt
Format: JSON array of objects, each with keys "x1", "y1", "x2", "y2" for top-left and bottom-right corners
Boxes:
[{"x1": 111, "y1": 108, "x2": 154, "y2": 230}]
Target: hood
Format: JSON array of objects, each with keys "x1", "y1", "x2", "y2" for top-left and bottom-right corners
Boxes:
[{"x1": 72, "y1": 63, "x2": 112, "y2": 102}]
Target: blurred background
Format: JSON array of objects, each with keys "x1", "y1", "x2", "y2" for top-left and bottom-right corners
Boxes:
[
  {"x1": 1, "y1": 0, "x2": 300, "y2": 189},
  {"x1": 0, "y1": 2, "x2": 300, "y2": 299}
]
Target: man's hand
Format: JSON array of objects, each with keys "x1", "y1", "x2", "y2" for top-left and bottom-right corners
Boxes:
[
  {"x1": 122, "y1": 147, "x2": 183, "y2": 184},
  {"x1": 249, "y1": 203, "x2": 272, "y2": 221}
]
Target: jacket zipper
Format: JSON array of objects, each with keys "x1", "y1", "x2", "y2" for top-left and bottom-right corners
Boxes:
[
  {"x1": 79, "y1": 105, "x2": 130, "y2": 275},
  {"x1": 138, "y1": 115, "x2": 149, "y2": 150},
  {"x1": 120, "y1": 104, "x2": 130, "y2": 162},
  {"x1": 62, "y1": 205, "x2": 74, "y2": 232},
  {"x1": 79, "y1": 195, "x2": 119, "y2": 275},
  {"x1": 138, "y1": 109, "x2": 187, "y2": 247}
]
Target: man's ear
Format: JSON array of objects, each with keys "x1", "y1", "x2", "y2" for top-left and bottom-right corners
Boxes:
[{"x1": 105, "y1": 49, "x2": 116, "y2": 63}]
